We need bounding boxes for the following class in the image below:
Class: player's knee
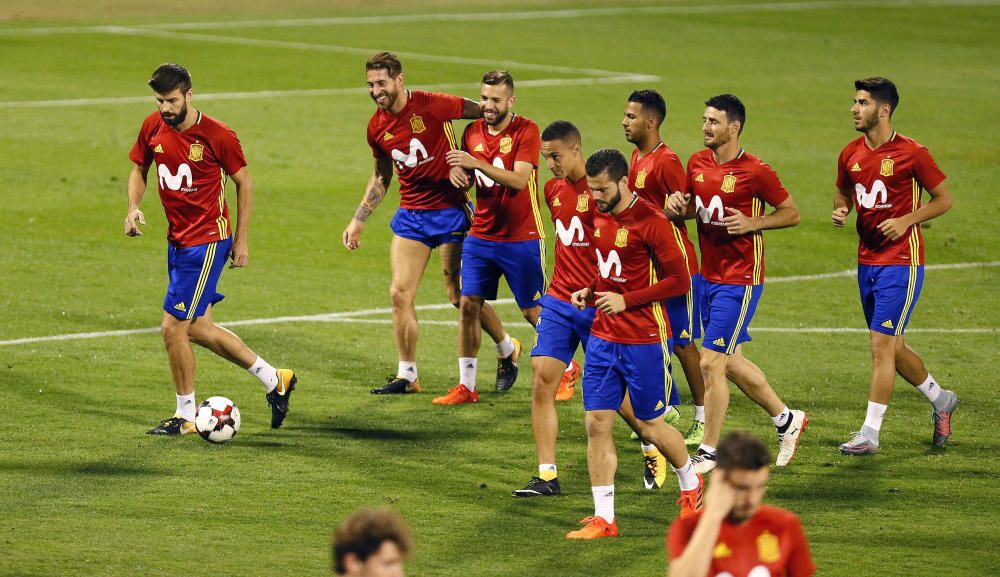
[160,317,187,345]
[389,284,414,309]
[458,296,482,319]
[699,352,724,378]
[584,412,614,437]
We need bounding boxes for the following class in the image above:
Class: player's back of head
[148,63,191,94]
[855,76,900,116]
[628,89,667,126]
[333,508,413,576]
[716,430,770,471]
[704,93,746,134]
[585,148,629,182]
[542,120,581,145]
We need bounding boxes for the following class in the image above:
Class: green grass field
[2,1,999,575]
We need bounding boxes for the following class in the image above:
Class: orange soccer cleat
[431,384,480,405]
[677,474,705,518]
[566,516,619,539]
[555,359,580,401]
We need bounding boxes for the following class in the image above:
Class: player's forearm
[233,179,253,241]
[755,204,800,231]
[833,189,852,212]
[478,162,529,191]
[670,515,726,577]
[622,273,689,308]
[126,165,147,209]
[354,170,390,223]
[906,189,952,226]
[461,98,483,120]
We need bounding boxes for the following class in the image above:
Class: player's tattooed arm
[461,97,483,120]
[354,156,394,223]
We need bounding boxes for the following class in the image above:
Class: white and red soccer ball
[195,396,241,443]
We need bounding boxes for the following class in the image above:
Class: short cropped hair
[716,431,771,471]
[482,69,515,91]
[332,508,413,574]
[541,120,581,145]
[366,52,403,77]
[855,76,900,117]
[705,93,746,134]
[585,148,629,182]
[148,63,192,94]
[628,89,667,125]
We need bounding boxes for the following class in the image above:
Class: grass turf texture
[1,1,999,575]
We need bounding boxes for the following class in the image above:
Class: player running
[125,63,296,435]
[343,52,516,396]
[566,149,703,539]
[833,77,957,455]
[623,89,707,446]
[666,94,806,474]
[433,70,544,405]
[667,431,816,577]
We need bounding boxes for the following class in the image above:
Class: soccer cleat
[146,415,196,435]
[677,474,705,518]
[555,359,580,401]
[690,448,718,474]
[642,447,668,490]
[265,369,297,429]
[566,516,618,539]
[839,431,880,455]
[632,406,681,439]
[775,409,808,466]
[432,384,480,405]
[495,337,522,391]
[371,376,421,395]
[932,390,959,447]
[512,476,562,497]
[684,420,705,447]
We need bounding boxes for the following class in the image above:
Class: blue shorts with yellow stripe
[665,272,704,346]
[859,264,924,336]
[701,281,763,355]
[460,235,546,308]
[531,294,594,365]
[390,205,471,248]
[163,238,230,321]
[581,336,675,421]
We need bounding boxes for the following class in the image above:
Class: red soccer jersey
[687,149,790,285]
[668,505,817,577]
[367,90,467,211]
[544,176,596,303]
[630,143,699,277]
[589,195,690,345]
[836,132,946,266]
[463,114,543,241]
[129,110,245,248]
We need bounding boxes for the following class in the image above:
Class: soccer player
[623,89,707,446]
[833,77,957,455]
[343,52,516,396]
[124,63,296,435]
[666,94,806,474]
[667,431,816,577]
[333,508,412,577]
[432,70,544,405]
[566,149,703,539]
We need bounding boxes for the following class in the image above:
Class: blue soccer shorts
[390,205,471,248]
[460,235,546,308]
[701,281,764,355]
[581,335,674,421]
[666,272,704,346]
[858,263,924,336]
[163,237,231,321]
[531,294,595,365]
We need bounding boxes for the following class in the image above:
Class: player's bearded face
[852,92,881,133]
[480,84,513,127]
[367,69,401,110]
[702,107,733,150]
[622,102,646,144]
[589,174,623,213]
[155,89,190,127]
[725,467,770,523]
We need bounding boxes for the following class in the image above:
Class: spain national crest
[409,115,426,134]
[880,157,894,177]
[756,531,781,563]
[499,136,513,154]
[188,143,204,162]
[721,174,737,193]
[614,227,629,248]
[576,193,590,213]
[634,169,647,189]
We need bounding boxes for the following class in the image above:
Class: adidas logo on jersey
[713,337,726,347]
[695,173,704,182]
[881,319,894,329]
[382,131,393,141]
[655,400,665,411]
[713,543,732,558]
[474,143,485,152]
[851,162,862,172]
[533,291,541,300]
[553,198,561,207]
[154,144,164,153]
[680,329,690,339]
[173,302,186,312]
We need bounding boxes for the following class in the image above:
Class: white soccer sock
[697,443,716,455]
[397,361,418,382]
[459,357,477,391]
[539,463,557,481]
[176,392,196,421]
[591,485,615,524]
[693,405,705,422]
[640,442,657,453]
[672,458,700,491]
[564,364,574,374]
[248,356,278,393]
[772,406,792,429]
[496,334,515,358]
[915,374,942,404]
[863,401,888,432]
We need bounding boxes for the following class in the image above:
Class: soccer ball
[195,396,241,443]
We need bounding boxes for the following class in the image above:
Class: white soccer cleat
[776,410,808,466]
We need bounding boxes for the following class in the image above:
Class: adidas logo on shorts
[881,320,894,329]
[713,337,725,347]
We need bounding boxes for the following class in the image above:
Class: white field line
[0,75,657,109]
[3,1,997,35]
[1,261,997,347]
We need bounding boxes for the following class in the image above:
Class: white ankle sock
[176,392,196,421]
[459,357,477,391]
[697,444,716,455]
[693,405,705,422]
[915,374,942,404]
[772,406,791,429]
[248,356,278,393]
[496,334,515,358]
[591,485,615,523]
[863,401,888,431]
[640,442,656,453]
[397,361,418,382]
[672,458,700,491]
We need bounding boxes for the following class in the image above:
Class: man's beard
[597,187,622,213]
[161,105,188,126]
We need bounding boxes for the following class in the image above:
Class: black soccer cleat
[371,376,421,395]
[266,369,297,429]
[146,415,196,435]
[495,337,522,392]
[512,476,561,497]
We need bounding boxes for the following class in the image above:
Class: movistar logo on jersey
[391,138,430,169]
[596,248,623,279]
[474,157,506,189]
[554,216,586,246]
[158,163,193,191]
[696,195,725,224]
[855,180,888,209]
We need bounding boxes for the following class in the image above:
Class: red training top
[544,175,596,303]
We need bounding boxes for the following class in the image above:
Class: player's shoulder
[197,112,236,134]
[687,148,713,168]
[756,504,802,526]
[631,195,668,223]
[543,177,564,198]
[511,114,540,136]
[655,143,683,164]
[139,111,163,132]
[840,135,867,154]
[892,132,933,156]
[739,150,780,176]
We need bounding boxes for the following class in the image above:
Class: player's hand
[877,217,909,240]
[594,291,626,315]
[570,288,593,310]
[449,166,471,190]
[446,150,479,170]
[723,207,755,235]
[124,208,145,237]
[703,469,737,522]
[343,218,364,250]
[666,192,690,217]
[229,238,249,268]
[831,206,850,227]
